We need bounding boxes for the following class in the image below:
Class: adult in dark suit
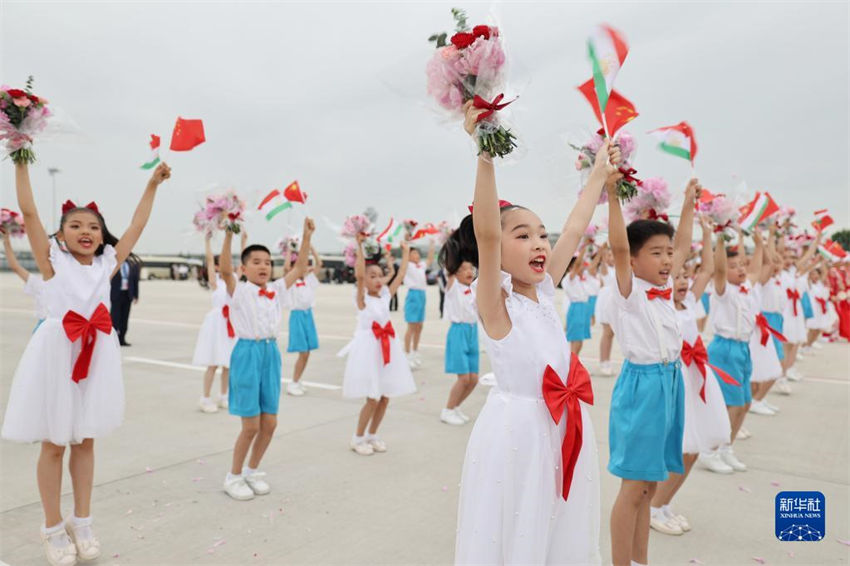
[111,256,141,346]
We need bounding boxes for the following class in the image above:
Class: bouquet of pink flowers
[623,177,671,223]
[584,223,600,240]
[343,238,381,267]
[571,131,639,203]
[403,219,419,237]
[0,77,51,165]
[775,205,796,234]
[698,193,736,239]
[340,214,372,239]
[434,220,453,246]
[426,8,517,158]
[276,235,300,262]
[0,207,25,237]
[193,190,246,236]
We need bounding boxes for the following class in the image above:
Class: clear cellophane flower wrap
[698,193,737,241]
[340,214,372,240]
[426,8,519,159]
[342,237,381,267]
[570,129,639,204]
[1,207,26,237]
[0,77,51,165]
[192,189,246,236]
[276,235,300,262]
[623,177,672,223]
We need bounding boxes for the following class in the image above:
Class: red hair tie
[61,200,100,215]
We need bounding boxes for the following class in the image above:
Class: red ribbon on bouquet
[681,336,740,403]
[62,303,113,383]
[756,313,787,347]
[618,166,642,186]
[372,321,395,366]
[472,94,516,123]
[221,305,235,338]
[542,357,594,501]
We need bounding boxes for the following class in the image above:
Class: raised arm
[713,231,728,296]
[15,162,52,278]
[671,179,699,276]
[113,162,171,270]
[284,218,316,288]
[220,229,237,296]
[607,179,633,298]
[796,230,823,273]
[354,235,367,310]
[690,216,714,298]
[204,234,217,291]
[2,230,31,281]
[548,140,621,282]
[311,245,323,271]
[381,247,396,286]
[388,240,411,297]
[570,243,588,279]
[748,229,764,284]
[586,242,603,277]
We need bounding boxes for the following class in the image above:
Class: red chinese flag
[170,117,206,151]
[283,180,307,203]
[813,214,834,232]
[578,79,638,137]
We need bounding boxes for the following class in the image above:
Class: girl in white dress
[192,234,238,413]
[454,101,622,565]
[341,235,416,455]
[650,217,732,535]
[595,242,618,376]
[1,161,171,566]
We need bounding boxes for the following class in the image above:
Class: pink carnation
[452,37,506,79]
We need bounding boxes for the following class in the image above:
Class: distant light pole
[48,167,61,229]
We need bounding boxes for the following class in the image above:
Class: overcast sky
[2,1,847,255]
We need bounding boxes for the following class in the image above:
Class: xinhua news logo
[775,491,825,542]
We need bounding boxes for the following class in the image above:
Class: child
[2,161,171,565]
[804,261,835,351]
[192,234,239,413]
[282,244,323,396]
[606,175,698,566]
[2,226,48,330]
[437,241,479,426]
[779,232,822,382]
[705,228,765,471]
[342,236,416,455]
[563,243,591,354]
[403,239,435,368]
[585,247,603,327]
[595,242,618,375]
[650,217,733,535]
[219,217,314,501]
[455,101,621,565]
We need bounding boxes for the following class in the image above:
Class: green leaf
[451,7,469,32]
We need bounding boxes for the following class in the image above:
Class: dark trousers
[389,292,398,312]
[111,291,132,344]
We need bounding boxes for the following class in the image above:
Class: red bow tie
[295,280,306,288]
[774,280,781,286]
[786,289,800,316]
[542,357,593,501]
[815,297,828,314]
[755,313,787,347]
[221,305,235,338]
[646,287,671,301]
[681,336,740,403]
[62,303,113,383]
[258,288,276,300]
[739,286,749,295]
[463,288,472,295]
[371,321,395,366]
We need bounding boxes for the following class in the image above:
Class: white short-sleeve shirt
[443,281,478,324]
[287,272,319,311]
[612,275,683,364]
[710,280,757,341]
[230,279,289,339]
[403,262,428,290]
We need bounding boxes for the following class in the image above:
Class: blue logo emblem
[775,491,825,541]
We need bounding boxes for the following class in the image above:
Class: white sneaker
[800,346,814,355]
[64,518,101,561]
[199,397,218,414]
[795,350,806,360]
[217,395,229,410]
[368,437,387,453]
[41,527,77,566]
[763,400,781,413]
[749,400,776,416]
[479,373,496,387]
[600,361,614,377]
[650,514,683,535]
[776,378,793,395]
[223,475,255,500]
[441,408,466,426]
[812,341,824,350]
[738,426,752,440]
[786,367,804,382]
[407,354,418,370]
[454,408,471,423]
[698,452,734,474]
[669,512,691,532]
[286,382,305,396]
[242,470,271,495]
[413,353,423,368]
[720,447,747,471]
[350,439,374,456]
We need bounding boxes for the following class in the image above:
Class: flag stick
[600,110,612,166]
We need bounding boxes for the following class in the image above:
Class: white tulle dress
[192,277,237,367]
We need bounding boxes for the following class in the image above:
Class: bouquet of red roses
[0,77,51,165]
[426,8,517,158]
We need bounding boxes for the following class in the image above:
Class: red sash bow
[787,289,800,316]
[542,357,594,501]
[62,303,113,383]
[372,321,395,366]
[646,287,671,301]
[816,297,828,314]
[258,288,276,300]
[680,336,740,402]
[221,305,235,338]
[472,93,516,123]
[755,313,787,347]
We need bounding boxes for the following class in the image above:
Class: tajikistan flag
[587,24,629,113]
[377,217,405,246]
[140,134,161,170]
[738,192,779,231]
[258,189,292,221]
[649,122,698,165]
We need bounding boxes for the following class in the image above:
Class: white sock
[242,466,257,476]
[201,396,211,403]
[353,434,365,444]
[71,515,93,540]
[366,433,378,441]
[226,472,241,482]
[650,506,663,518]
[42,521,70,547]
[662,504,675,518]
[631,561,647,566]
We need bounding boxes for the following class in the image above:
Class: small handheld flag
[376,217,405,247]
[648,122,697,165]
[738,192,779,231]
[283,181,307,204]
[170,117,206,151]
[577,79,638,138]
[587,24,629,115]
[140,134,161,170]
[258,189,292,221]
[812,210,834,232]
